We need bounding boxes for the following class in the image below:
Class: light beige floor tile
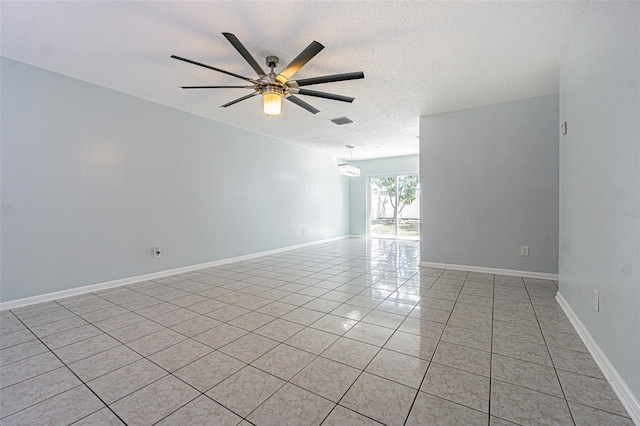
[0,314,28,335]
[69,344,142,382]
[193,323,248,349]
[256,301,297,317]
[0,339,49,365]
[134,302,180,319]
[170,315,221,337]
[187,299,228,315]
[493,320,545,345]
[281,307,326,325]
[406,391,488,425]
[1,351,64,388]
[254,318,305,341]
[557,370,629,416]
[490,380,573,425]
[366,348,429,389]
[125,328,187,357]
[107,319,164,343]
[206,305,251,322]
[321,290,356,303]
[86,358,168,404]
[247,383,334,426]
[433,341,491,377]
[39,324,103,350]
[110,375,199,426]
[291,356,360,402]
[147,339,213,372]
[398,317,445,339]
[155,395,242,426]
[174,350,246,392]
[322,405,381,425]
[331,304,372,321]
[344,322,394,346]
[304,298,342,313]
[228,311,276,331]
[93,312,146,332]
[568,401,634,426]
[285,327,339,354]
[361,310,405,329]
[440,324,492,352]
[79,306,130,324]
[491,354,563,397]
[375,301,415,316]
[548,346,605,379]
[170,294,210,308]
[321,337,381,370]
[220,333,279,363]
[492,334,553,366]
[73,407,125,425]
[341,372,416,426]
[408,306,451,324]
[252,344,316,381]
[311,314,358,336]
[0,366,80,418]
[421,363,490,413]
[29,316,89,338]
[542,328,589,353]
[1,385,104,426]
[447,313,492,333]
[384,330,438,360]
[18,309,76,328]
[153,308,199,327]
[207,366,285,417]
[280,293,315,306]
[0,329,37,350]
[490,416,520,425]
[53,333,121,364]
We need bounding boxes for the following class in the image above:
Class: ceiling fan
[171,33,364,116]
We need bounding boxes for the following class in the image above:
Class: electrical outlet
[593,290,600,312]
[520,246,529,256]
[153,247,162,258]
[302,229,307,236]
[561,121,568,135]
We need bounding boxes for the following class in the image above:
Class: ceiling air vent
[330,117,353,125]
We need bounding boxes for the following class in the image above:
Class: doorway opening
[369,174,420,240]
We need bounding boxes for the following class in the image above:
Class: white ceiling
[1,1,586,160]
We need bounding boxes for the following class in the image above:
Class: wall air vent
[330,117,353,125]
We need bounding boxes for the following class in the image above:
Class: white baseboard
[556,292,640,424]
[419,261,558,280]
[0,235,351,311]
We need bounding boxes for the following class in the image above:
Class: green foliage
[373,175,419,220]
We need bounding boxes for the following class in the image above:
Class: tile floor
[0,239,634,425]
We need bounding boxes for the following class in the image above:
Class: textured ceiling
[1,1,586,160]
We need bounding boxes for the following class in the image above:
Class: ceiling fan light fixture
[263,92,282,116]
[262,86,283,116]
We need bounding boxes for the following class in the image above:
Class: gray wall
[348,155,419,236]
[420,95,559,274]
[559,1,640,400]
[1,58,349,303]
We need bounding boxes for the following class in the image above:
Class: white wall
[0,58,349,303]
[559,0,639,401]
[420,95,559,274]
[348,155,419,236]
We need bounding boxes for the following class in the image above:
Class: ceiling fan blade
[222,33,268,78]
[297,89,354,103]
[220,92,259,108]
[171,55,256,83]
[275,41,324,84]
[291,71,365,87]
[180,86,254,89]
[286,95,320,114]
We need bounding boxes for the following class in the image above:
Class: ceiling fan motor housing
[266,55,279,69]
